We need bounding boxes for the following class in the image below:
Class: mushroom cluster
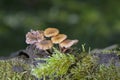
[26,28,78,53]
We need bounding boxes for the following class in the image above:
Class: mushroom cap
[35,40,53,50]
[44,28,59,37]
[37,30,45,42]
[26,30,45,44]
[51,34,67,44]
[59,39,78,48]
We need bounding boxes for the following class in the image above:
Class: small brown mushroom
[26,30,45,44]
[44,28,59,37]
[51,34,67,44]
[59,39,78,48]
[35,40,53,50]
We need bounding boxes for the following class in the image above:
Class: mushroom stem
[45,49,53,55]
[61,47,68,53]
[44,50,50,55]
[59,45,62,52]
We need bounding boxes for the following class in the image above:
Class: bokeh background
[0,0,120,56]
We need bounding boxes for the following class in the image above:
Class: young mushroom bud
[35,40,53,50]
[51,34,67,44]
[26,30,45,44]
[59,39,79,48]
[44,28,59,37]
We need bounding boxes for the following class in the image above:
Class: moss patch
[0,58,35,80]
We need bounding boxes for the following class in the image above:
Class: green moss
[0,58,35,80]
[31,48,75,79]
[31,48,120,80]
[93,64,120,80]
[0,48,120,80]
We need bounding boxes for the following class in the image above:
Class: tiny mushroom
[59,39,79,48]
[35,40,53,50]
[51,34,67,44]
[44,28,59,37]
[26,30,45,44]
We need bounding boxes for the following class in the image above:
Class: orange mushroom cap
[51,34,67,44]
[59,39,78,48]
[35,40,53,50]
[44,28,59,37]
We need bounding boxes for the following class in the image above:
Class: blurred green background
[0,0,120,56]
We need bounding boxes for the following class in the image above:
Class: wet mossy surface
[0,45,120,80]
